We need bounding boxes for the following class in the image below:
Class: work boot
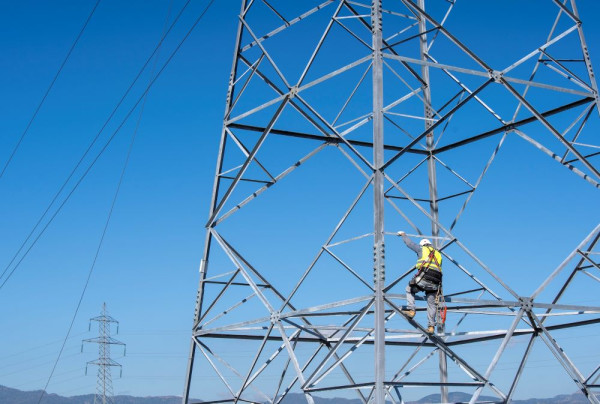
[427,326,435,334]
[401,309,415,319]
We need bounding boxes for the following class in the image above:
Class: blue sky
[1,0,600,401]
[0,0,239,397]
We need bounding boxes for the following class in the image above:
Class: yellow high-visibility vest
[417,246,442,271]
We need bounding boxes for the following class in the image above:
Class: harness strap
[416,246,442,285]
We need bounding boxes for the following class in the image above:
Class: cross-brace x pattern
[183,1,600,403]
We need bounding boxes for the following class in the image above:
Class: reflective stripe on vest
[417,246,442,271]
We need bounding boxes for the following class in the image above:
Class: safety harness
[414,245,447,326]
[415,246,442,285]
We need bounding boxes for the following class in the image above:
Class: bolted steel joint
[490,70,503,83]
[373,242,386,283]
[270,311,281,323]
[518,297,533,311]
[370,3,382,33]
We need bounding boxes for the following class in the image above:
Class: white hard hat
[419,239,432,246]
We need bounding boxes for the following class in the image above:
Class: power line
[32,0,179,397]
[0,332,87,362]
[32,3,216,402]
[0,345,80,371]
[36,0,178,390]
[13,368,83,389]
[0,0,102,179]
[0,0,206,290]
[0,0,193,285]
[0,350,81,378]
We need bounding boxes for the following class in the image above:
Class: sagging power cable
[0,0,193,284]
[0,0,216,290]
[35,1,181,401]
[0,0,102,179]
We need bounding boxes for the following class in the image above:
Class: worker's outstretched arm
[397,231,420,254]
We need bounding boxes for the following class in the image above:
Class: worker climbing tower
[83,303,126,404]
[183,1,600,403]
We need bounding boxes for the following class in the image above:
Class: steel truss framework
[83,303,126,404]
[183,1,600,403]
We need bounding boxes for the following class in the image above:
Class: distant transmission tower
[183,1,600,403]
[83,303,126,404]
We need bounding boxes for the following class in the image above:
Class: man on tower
[397,231,442,334]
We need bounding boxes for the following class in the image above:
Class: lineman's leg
[426,291,436,327]
[406,283,418,311]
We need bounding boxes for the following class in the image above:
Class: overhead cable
[0,0,213,290]
[34,1,184,402]
[0,0,102,179]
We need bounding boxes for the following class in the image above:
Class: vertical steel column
[418,2,439,241]
[570,0,600,113]
[416,0,447,401]
[371,1,386,404]
[182,1,248,402]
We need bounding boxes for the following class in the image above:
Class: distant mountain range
[1,385,597,404]
[0,385,184,404]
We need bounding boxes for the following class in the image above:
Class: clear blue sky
[1,0,600,401]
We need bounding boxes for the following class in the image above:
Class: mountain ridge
[0,385,596,404]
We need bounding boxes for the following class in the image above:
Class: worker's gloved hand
[397,231,405,236]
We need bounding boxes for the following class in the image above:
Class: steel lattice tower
[84,303,126,404]
[183,1,600,403]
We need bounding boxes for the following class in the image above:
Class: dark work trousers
[406,279,439,327]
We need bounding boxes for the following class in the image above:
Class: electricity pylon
[83,303,126,404]
[183,1,600,403]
